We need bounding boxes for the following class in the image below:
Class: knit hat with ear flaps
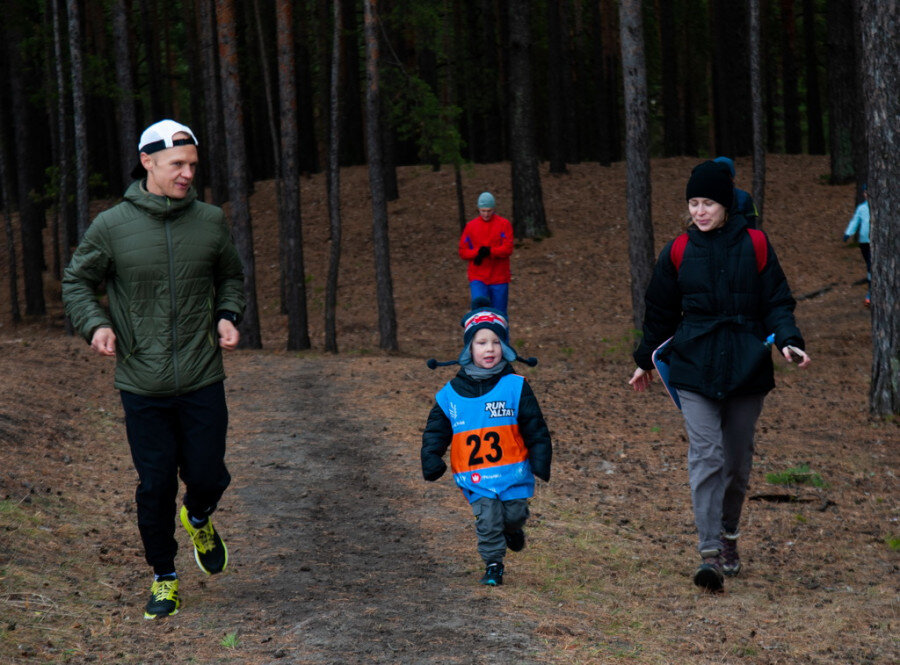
[458,297,517,365]
[685,160,734,210]
[425,298,538,369]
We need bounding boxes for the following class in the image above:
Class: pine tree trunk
[0,103,21,323]
[749,0,766,224]
[363,0,398,351]
[216,0,262,349]
[780,0,802,153]
[67,0,89,241]
[802,0,825,154]
[711,0,752,156]
[658,0,683,157]
[508,0,549,239]
[276,0,310,351]
[858,0,900,417]
[547,0,567,174]
[196,0,228,206]
[112,0,138,188]
[140,0,164,118]
[52,0,72,282]
[619,0,655,331]
[599,0,621,164]
[325,0,343,353]
[826,0,858,184]
[6,18,46,316]
[341,0,366,165]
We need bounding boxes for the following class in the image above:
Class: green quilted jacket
[62,181,245,396]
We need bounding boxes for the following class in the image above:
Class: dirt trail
[218,353,543,664]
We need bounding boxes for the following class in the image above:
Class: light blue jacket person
[843,199,870,244]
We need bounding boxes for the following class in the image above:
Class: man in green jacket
[62,120,245,620]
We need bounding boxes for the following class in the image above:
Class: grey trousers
[471,497,530,563]
[677,390,766,555]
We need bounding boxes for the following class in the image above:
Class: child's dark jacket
[421,365,551,485]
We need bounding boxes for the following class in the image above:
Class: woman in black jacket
[629,160,811,592]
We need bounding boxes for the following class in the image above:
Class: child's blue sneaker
[480,562,504,586]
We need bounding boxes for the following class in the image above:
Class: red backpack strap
[669,233,689,271]
[747,228,768,273]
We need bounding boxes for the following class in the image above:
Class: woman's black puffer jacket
[633,215,804,400]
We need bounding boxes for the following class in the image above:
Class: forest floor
[0,155,896,664]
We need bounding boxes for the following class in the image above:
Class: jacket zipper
[164,205,181,393]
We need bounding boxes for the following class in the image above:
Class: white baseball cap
[131,120,199,180]
[137,119,198,154]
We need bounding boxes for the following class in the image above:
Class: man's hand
[90,327,117,357]
[218,319,240,350]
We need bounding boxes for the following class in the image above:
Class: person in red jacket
[459,192,514,315]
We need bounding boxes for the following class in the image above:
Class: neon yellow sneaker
[180,506,228,575]
[144,577,180,619]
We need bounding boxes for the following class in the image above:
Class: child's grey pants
[677,389,766,555]
[471,497,529,563]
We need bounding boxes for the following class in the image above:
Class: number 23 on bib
[435,374,535,502]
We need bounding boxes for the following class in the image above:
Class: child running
[421,298,552,586]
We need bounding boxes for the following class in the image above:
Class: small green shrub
[765,464,826,488]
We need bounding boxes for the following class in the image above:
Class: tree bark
[657,0,683,157]
[363,0,398,351]
[858,0,899,417]
[508,0,549,239]
[67,0,89,241]
[197,0,227,205]
[341,0,366,165]
[52,0,73,285]
[780,0,802,153]
[325,0,343,353]
[802,0,825,154]
[0,103,21,323]
[112,0,138,189]
[276,0,310,351]
[547,0,567,174]
[826,0,858,184]
[711,0,752,156]
[619,0,655,331]
[5,16,46,316]
[216,0,262,349]
[749,0,766,224]
[253,0,281,181]
[140,0,164,118]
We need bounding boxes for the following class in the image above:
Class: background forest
[0,0,897,415]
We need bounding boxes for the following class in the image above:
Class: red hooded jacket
[458,214,514,284]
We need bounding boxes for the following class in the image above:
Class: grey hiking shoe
[693,550,724,592]
[721,533,742,577]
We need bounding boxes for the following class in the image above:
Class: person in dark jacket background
[629,160,810,592]
[422,298,551,586]
[63,120,245,619]
[714,156,759,229]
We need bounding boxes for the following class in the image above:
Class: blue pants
[120,381,231,575]
[469,281,509,315]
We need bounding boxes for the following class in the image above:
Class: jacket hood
[124,180,198,220]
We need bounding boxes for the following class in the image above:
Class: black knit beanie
[685,160,734,210]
